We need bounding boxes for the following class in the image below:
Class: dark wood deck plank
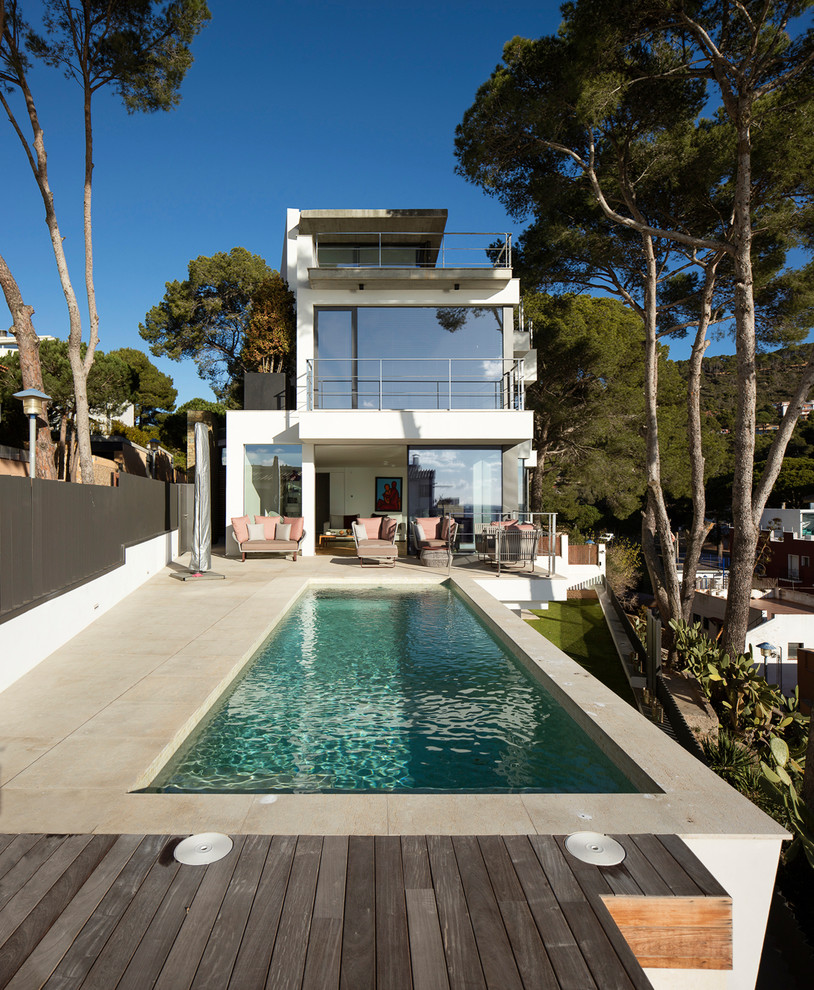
[426,834,486,990]
[339,835,375,990]
[116,845,210,990]
[264,834,322,990]
[405,889,450,990]
[78,838,183,989]
[655,836,728,897]
[375,835,412,990]
[530,836,641,990]
[0,834,94,948]
[503,835,598,990]
[550,837,654,990]
[401,837,449,990]
[190,834,272,990]
[4,835,143,990]
[0,836,19,862]
[228,834,297,990]
[608,835,673,897]
[301,835,348,990]
[629,836,702,897]
[401,836,432,891]
[451,836,523,990]
[0,835,41,885]
[0,833,729,990]
[0,835,68,912]
[43,834,167,990]
[0,835,116,990]
[152,835,247,990]
[477,836,559,990]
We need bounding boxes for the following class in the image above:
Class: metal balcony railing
[313,231,512,269]
[305,357,525,411]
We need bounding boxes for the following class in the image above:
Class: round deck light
[565,831,626,866]
[173,832,233,865]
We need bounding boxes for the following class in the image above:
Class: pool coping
[0,552,788,841]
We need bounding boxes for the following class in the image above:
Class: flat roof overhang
[307,266,513,290]
[297,408,533,444]
[297,209,448,234]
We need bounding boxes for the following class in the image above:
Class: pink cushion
[415,517,441,539]
[231,515,250,544]
[255,514,280,539]
[284,516,304,541]
[494,519,518,528]
[380,516,397,541]
[357,517,381,540]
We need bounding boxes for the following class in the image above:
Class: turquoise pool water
[148,586,637,793]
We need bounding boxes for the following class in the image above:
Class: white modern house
[225,208,537,556]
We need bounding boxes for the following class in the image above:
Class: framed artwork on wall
[375,477,402,513]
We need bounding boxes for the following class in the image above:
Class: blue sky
[0,0,769,407]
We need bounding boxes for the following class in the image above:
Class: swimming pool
[147,585,638,793]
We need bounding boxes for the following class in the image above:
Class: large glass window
[408,447,502,550]
[314,306,504,410]
[244,445,302,517]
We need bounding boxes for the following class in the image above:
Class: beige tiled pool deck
[0,551,785,842]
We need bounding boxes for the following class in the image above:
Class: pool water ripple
[149,586,637,793]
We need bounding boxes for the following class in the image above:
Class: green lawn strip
[526,601,637,706]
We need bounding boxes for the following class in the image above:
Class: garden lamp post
[756,641,777,682]
[13,387,50,479]
[148,437,160,479]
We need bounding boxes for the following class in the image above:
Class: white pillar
[301,443,315,556]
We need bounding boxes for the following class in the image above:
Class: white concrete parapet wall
[0,530,179,693]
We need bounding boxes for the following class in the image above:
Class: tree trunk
[0,28,94,483]
[0,252,57,479]
[642,496,672,626]
[722,102,759,656]
[641,233,682,635]
[57,411,68,480]
[680,260,719,621]
[76,67,100,484]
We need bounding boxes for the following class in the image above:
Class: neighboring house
[226,208,536,557]
[758,505,814,590]
[778,399,814,419]
[692,585,814,693]
[0,332,57,357]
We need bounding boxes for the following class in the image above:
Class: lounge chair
[352,517,398,567]
[411,516,458,553]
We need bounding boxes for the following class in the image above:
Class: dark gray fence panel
[0,476,191,622]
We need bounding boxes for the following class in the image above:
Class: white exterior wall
[0,530,179,693]
[225,411,305,555]
[678,835,782,990]
[284,208,521,412]
[693,590,813,692]
[759,506,814,537]
[297,408,533,443]
[226,210,533,554]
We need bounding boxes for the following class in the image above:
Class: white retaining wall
[0,530,179,693]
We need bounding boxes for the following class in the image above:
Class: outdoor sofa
[352,516,398,567]
[231,514,306,562]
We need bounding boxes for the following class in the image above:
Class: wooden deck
[0,833,731,989]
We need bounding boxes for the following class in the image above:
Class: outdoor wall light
[756,641,777,680]
[13,387,51,479]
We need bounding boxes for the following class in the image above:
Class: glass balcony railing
[304,357,525,411]
[313,231,512,269]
